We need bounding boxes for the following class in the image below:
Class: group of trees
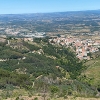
[0,68,32,89]
[0,44,23,59]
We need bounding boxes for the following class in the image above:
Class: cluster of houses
[49,36,100,60]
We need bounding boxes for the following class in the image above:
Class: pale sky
[0,0,100,14]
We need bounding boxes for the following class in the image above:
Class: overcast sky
[0,0,100,14]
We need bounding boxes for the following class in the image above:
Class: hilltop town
[49,35,100,60]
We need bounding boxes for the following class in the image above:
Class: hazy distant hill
[0,10,100,36]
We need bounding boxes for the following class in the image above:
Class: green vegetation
[0,37,99,99]
[0,68,32,89]
[80,57,100,88]
[0,38,85,78]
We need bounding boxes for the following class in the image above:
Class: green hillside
[0,37,99,99]
[81,57,100,89]
[0,38,84,78]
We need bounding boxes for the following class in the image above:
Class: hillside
[0,37,99,99]
[0,37,84,78]
[81,57,100,90]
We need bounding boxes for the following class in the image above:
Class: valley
[0,10,100,100]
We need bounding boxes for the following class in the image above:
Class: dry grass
[5,96,100,100]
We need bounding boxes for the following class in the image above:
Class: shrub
[34,97,38,100]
